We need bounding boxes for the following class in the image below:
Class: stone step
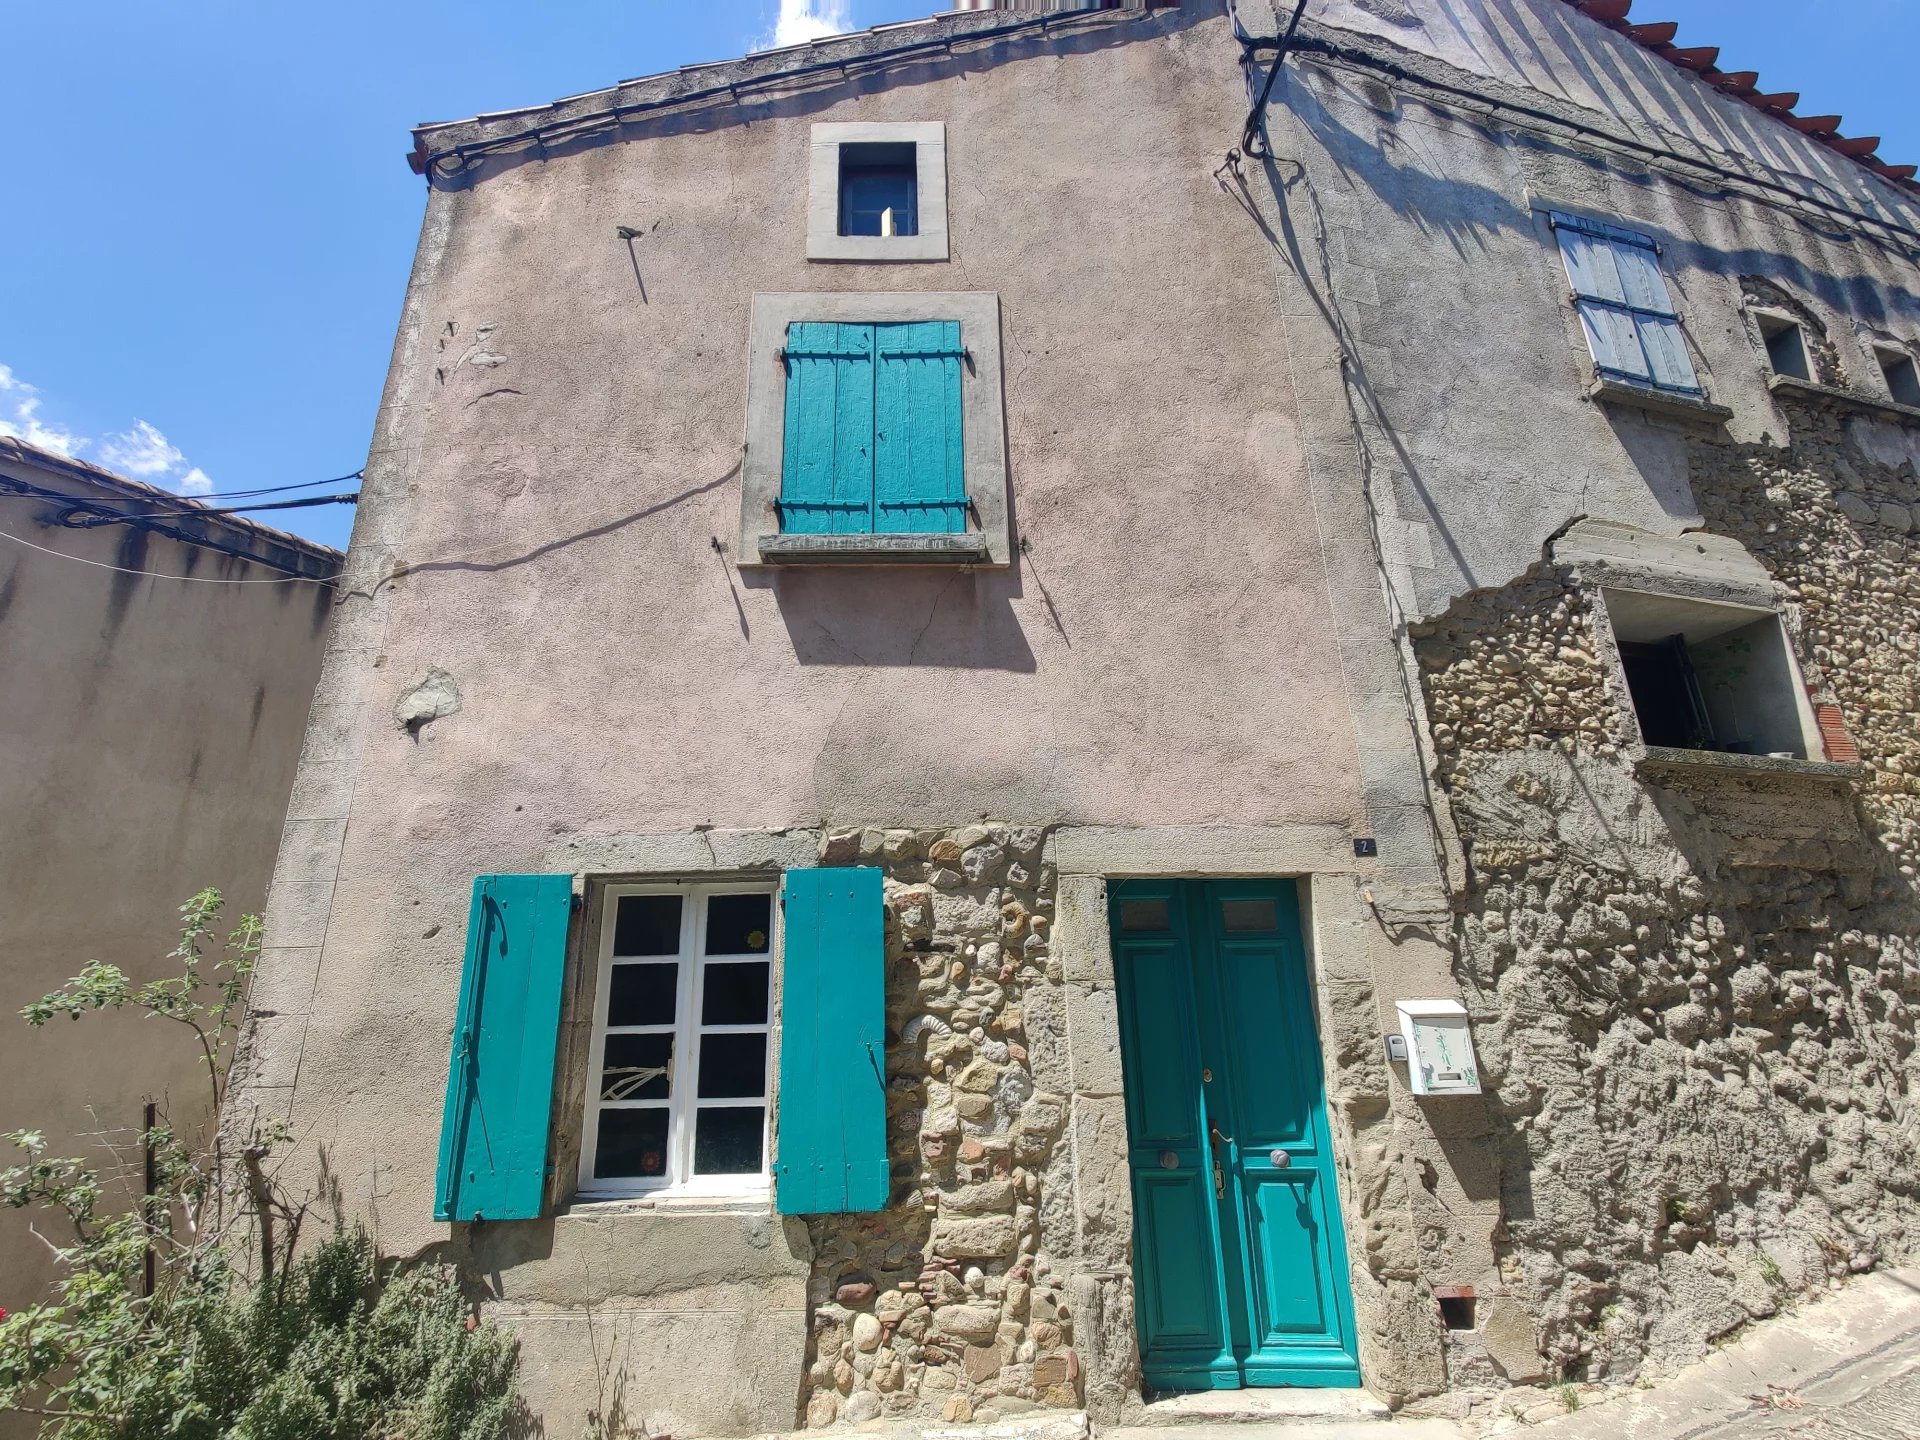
[1128,1390,1394,1427]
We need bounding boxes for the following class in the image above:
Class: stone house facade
[228,0,1920,1434]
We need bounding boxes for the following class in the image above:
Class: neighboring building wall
[230,4,1491,1434]
[1255,0,1920,1392]
[0,442,336,1347]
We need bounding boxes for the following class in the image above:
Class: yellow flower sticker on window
[748,930,768,950]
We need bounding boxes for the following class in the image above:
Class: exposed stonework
[1407,402,1920,1390]
[799,825,1084,1428]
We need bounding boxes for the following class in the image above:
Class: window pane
[614,894,682,956]
[602,1033,673,1101]
[607,962,677,1027]
[694,1106,765,1176]
[698,1033,768,1099]
[702,961,770,1025]
[1120,898,1170,931]
[594,1107,669,1181]
[1221,899,1279,933]
[706,893,772,955]
[839,143,918,237]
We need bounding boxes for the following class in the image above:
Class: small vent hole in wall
[1879,349,1920,407]
[1437,1293,1476,1331]
[1760,315,1811,381]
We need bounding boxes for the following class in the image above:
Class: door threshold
[1135,1389,1391,1426]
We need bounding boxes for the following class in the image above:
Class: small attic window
[839,143,918,238]
[807,122,947,262]
[1604,589,1816,759]
[1877,348,1920,407]
[1758,313,1811,381]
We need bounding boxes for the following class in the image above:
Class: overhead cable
[0,527,339,585]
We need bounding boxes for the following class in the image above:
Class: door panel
[1113,880,1361,1392]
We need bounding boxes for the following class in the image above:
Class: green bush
[0,891,521,1438]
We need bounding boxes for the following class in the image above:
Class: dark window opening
[1437,1294,1477,1331]
[1619,636,1715,750]
[1879,350,1920,407]
[1608,590,1811,760]
[839,143,918,238]
[1760,316,1811,381]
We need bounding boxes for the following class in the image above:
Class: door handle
[1208,1123,1233,1198]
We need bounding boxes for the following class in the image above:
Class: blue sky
[3,0,1916,552]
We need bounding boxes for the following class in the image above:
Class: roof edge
[0,436,345,576]
[406,5,1156,178]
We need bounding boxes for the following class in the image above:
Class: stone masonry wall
[1408,402,1920,1387]
[799,824,1086,1428]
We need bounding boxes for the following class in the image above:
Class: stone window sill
[1588,378,1734,425]
[753,533,990,566]
[1637,745,1861,784]
[1767,373,1920,427]
[561,1189,773,1219]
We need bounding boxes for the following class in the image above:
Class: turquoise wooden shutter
[434,874,573,1222]
[774,867,888,1215]
[874,321,967,533]
[781,322,876,534]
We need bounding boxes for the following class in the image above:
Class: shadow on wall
[1283,55,1920,324]
[420,3,1214,191]
[749,565,1037,671]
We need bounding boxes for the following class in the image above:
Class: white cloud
[771,0,852,46]
[100,419,187,479]
[0,364,212,494]
[0,395,86,458]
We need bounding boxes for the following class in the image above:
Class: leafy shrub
[0,890,521,1438]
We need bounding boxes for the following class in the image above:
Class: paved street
[1499,1268,1920,1440]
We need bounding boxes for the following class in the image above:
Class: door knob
[1270,1150,1292,1168]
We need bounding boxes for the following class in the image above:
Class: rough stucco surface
[0,456,332,1425]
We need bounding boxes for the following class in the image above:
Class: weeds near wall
[0,888,523,1438]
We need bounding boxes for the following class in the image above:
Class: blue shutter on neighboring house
[434,874,573,1222]
[780,321,966,535]
[1550,211,1702,395]
[774,867,888,1215]
[781,322,877,534]
[875,321,968,533]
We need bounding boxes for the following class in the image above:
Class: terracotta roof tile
[1558,0,1916,196]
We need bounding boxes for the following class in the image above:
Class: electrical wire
[0,476,341,577]
[0,526,339,584]
[0,488,358,523]
[162,469,364,502]
[1242,0,1311,159]
[62,492,358,524]
[414,5,1145,180]
[1254,28,1920,257]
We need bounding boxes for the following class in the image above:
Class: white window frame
[578,881,780,1200]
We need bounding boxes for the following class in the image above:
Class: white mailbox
[1395,999,1482,1096]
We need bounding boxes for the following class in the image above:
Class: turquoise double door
[1111,880,1361,1391]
